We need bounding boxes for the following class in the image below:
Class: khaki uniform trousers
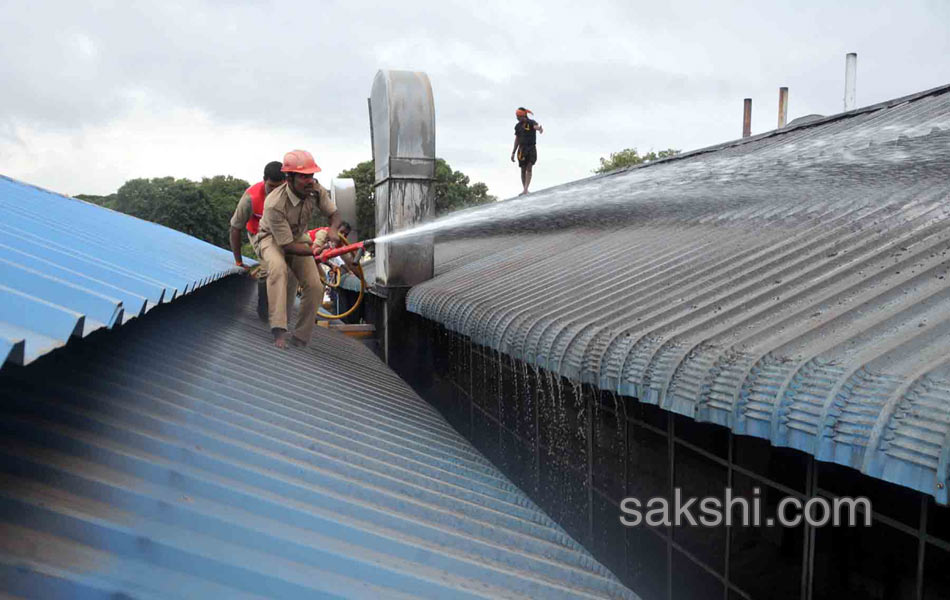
[259,233,323,344]
[251,232,297,320]
[249,232,264,274]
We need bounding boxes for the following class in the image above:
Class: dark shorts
[518,145,537,168]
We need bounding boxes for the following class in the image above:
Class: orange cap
[280,149,322,174]
[515,108,533,118]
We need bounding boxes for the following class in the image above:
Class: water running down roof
[407,84,950,504]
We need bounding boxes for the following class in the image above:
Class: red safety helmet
[280,149,322,174]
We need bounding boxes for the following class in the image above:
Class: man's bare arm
[230,227,246,265]
[228,193,253,265]
[511,135,520,161]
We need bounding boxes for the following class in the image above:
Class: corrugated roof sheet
[0,276,635,599]
[407,84,950,504]
[1,175,243,367]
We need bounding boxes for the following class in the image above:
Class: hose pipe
[315,233,368,321]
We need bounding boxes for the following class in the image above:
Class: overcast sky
[1,0,948,201]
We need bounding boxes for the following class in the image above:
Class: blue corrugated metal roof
[408,84,950,504]
[0,277,635,599]
[1,175,243,367]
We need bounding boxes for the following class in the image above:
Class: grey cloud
[0,1,517,136]
[2,0,948,198]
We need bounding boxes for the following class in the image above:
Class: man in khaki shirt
[257,149,344,348]
[228,160,294,321]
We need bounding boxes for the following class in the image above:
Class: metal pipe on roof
[777,87,789,129]
[844,52,857,111]
[742,98,752,137]
[370,70,436,287]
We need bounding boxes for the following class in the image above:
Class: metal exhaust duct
[777,87,789,128]
[742,98,752,137]
[330,178,358,242]
[844,52,857,111]
[369,70,436,287]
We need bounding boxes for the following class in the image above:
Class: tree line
[76,175,248,250]
[593,148,681,173]
[339,158,495,240]
[76,158,496,253]
[75,149,680,254]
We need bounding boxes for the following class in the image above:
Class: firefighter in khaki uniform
[228,160,295,321]
[257,149,344,348]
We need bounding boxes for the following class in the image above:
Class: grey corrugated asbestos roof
[0,277,635,599]
[407,84,950,504]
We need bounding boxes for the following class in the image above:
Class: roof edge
[509,82,950,200]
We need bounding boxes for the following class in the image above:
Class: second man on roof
[511,107,543,195]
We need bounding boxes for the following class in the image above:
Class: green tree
[75,193,116,209]
[339,158,496,240]
[79,176,252,251]
[112,177,222,245]
[433,159,495,215]
[82,176,245,251]
[594,148,681,174]
[198,175,251,247]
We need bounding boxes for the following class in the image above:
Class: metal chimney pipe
[370,70,435,288]
[369,70,436,366]
[777,87,788,128]
[742,98,752,137]
[844,53,857,111]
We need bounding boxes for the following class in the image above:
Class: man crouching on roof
[256,149,344,348]
[228,160,296,322]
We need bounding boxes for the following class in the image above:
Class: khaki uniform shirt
[258,181,336,247]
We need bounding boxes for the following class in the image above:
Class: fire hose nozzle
[353,239,374,263]
[315,238,376,264]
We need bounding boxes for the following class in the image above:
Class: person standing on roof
[229,161,294,321]
[307,221,353,256]
[307,221,351,252]
[308,221,354,269]
[257,149,344,348]
[511,107,543,195]
[308,221,355,293]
